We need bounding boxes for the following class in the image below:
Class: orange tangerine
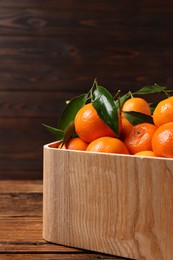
[124,123,157,154]
[135,151,157,157]
[121,97,151,138]
[86,136,129,154]
[74,103,117,143]
[59,137,88,151]
[152,122,173,158]
[153,96,173,127]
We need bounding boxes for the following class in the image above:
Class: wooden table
[0,180,129,260]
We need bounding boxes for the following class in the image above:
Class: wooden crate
[43,141,173,259]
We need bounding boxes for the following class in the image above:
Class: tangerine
[59,137,88,151]
[122,97,151,115]
[121,97,151,138]
[153,96,173,127]
[86,136,129,154]
[135,150,157,157]
[121,116,134,139]
[74,103,118,143]
[124,123,157,154]
[152,122,173,158]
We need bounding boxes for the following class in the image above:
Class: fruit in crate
[43,80,173,158]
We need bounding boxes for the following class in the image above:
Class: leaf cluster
[43,81,173,144]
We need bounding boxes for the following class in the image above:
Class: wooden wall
[1,0,173,179]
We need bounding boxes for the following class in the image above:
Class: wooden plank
[0,36,172,64]
[0,6,172,36]
[0,193,42,217]
[0,180,43,216]
[0,60,172,92]
[0,0,172,9]
[0,118,56,149]
[0,217,82,253]
[0,1,67,7]
[0,180,42,192]
[0,254,123,259]
[0,117,55,173]
[0,170,43,180]
[0,91,78,118]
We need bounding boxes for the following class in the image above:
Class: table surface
[0,179,130,260]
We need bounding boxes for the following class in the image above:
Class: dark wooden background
[1,0,173,179]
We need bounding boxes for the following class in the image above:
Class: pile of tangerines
[44,81,173,158]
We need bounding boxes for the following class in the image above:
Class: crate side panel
[43,146,173,259]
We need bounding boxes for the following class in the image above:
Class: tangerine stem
[129,91,134,98]
[89,79,97,101]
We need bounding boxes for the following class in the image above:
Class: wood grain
[0,91,79,117]
[43,144,173,259]
[0,180,42,216]
[0,35,172,92]
[0,180,43,192]
[0,0,172,8]
[0,179,126,259]
[0,117,55,176]
[0,254,121,260]
[0,6,172,36]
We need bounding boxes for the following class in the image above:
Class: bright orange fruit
[59,137,88,151]
[121,97,151,138]
[152,122,173,158]
[153,96,173,127]
[124,123,157,154]
[122,97,151,115]
[135,150,157,157]
[86,136,129,154]
[121,116,134,139]
[74,103,117,143]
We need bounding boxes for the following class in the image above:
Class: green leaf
[134,84,167,95]
[58,93,88,130]
[63,121,76,144]
[124,111,154,125]
[92,85,119,136]
[115,91,131,109]
[42,124,64,141]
